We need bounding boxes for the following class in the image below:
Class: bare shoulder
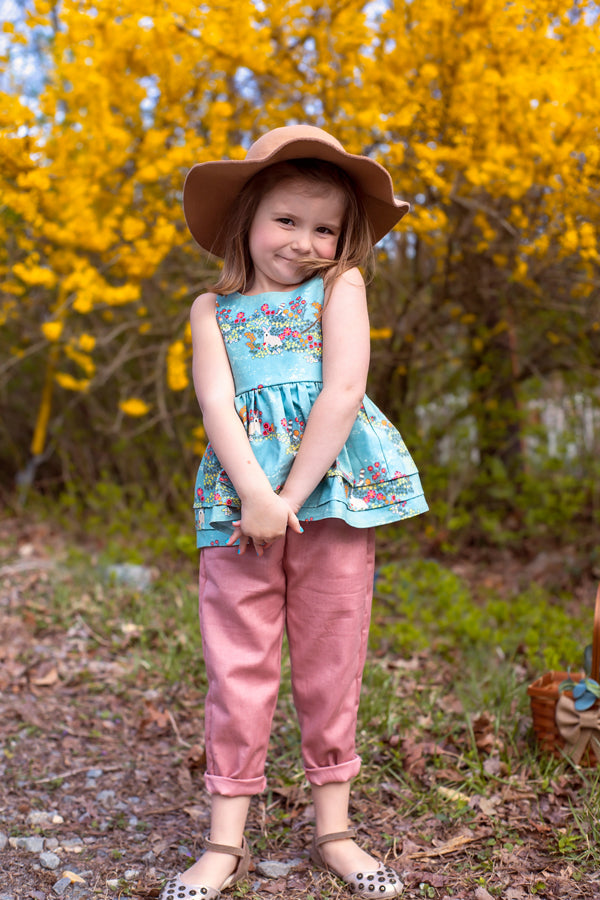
[190,290,218,319]
[337,266,365,289]
[190,291,232,394]
[326,267,367,310]
[190,291,219,336]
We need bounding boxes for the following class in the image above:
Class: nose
[290,229,312,253]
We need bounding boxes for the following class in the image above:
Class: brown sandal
[310,829,403,898]
[159,837,250,900]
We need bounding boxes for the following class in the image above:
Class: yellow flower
[192,424,207,456]
[55,372,90,391]
[72,292,95,314]
[78,333,96,352]
[65,346,95,376]
[370,327,392,340]
[562,230,579,254]
[41,321,63,341]
[122,216,146,242]
[120,398,150,417]
[13,262,57,288]
[105,283,141,306]
[167,340,189,391]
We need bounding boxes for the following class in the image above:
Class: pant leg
[199,540,286,796]
[283,520,376,786]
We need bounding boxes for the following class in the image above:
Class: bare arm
[278,267,371,512]
[191,292,301,551]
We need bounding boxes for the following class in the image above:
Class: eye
[277,217,294,226]
[316,226,336,235]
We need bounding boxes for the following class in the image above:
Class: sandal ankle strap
[314,828,356,847]
[204,837,246,857]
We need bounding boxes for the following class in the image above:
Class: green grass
[371,558,591,671]
[5,515,600,888]
[43,558,208,687]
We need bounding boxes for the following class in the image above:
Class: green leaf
[584,677,600,698]
[584,643,593,677]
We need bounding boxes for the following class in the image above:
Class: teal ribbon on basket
[555,693,600,765]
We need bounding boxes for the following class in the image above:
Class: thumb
[287,511,304,534]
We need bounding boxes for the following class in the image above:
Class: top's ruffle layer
[193,277,427,548]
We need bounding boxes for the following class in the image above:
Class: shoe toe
[346,866,404,897]
[159,874,221,900]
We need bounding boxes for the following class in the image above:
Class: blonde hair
[212,160,375,296]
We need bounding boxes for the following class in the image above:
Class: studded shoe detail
[310,829,404,898]
[159,874,220,899]
[158,837,250,900]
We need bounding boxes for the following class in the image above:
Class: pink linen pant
[198,519,376,796]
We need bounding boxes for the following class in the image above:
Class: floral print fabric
[194,277,427,547]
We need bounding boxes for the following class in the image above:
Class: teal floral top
[194,276,427,547]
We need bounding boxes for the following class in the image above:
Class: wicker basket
[527,583,600,766]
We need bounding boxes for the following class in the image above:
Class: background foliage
[1,0,599,554]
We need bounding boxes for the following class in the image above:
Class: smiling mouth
[276,257,302,267]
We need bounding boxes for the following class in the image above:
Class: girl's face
[246,178,346,294]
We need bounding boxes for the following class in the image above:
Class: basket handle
[593,582,600,682]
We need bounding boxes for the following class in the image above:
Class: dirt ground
[1,517,599,900]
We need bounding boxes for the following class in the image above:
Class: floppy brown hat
[183,124,410,257]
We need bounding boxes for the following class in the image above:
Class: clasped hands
[227,490,303,556]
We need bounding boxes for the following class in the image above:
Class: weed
[45,562,209,687]
[555,768,600,868]
[370,559,589,671]
[36,478,197,567]
[109,813,129,830]
[44,778,64,792]
[6,515,600,892]
[418,884,436,898]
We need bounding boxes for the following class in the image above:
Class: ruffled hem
[194,472,428,548]
[193,277,428,547]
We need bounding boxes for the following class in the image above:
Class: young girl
[161,125,427,900]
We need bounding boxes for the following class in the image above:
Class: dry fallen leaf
[28,660,59,687]
[138,700,171,732]
[474,887,495,900]
[408,832,482,859]
[436,785,470,804]
[61,871,86,884]
[185,743,206,770]
[475,795,501,818]
[183,805,206,822]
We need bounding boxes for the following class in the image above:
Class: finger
[288,512,304,534]
[226,525,243,547]
[253,538,269,557]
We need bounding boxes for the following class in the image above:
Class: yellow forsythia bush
[0,0,598,499]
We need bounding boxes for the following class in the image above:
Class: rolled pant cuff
[204,773,266,796]
[304,755,361,786]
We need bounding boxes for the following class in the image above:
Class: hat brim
[183,137,410,257]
